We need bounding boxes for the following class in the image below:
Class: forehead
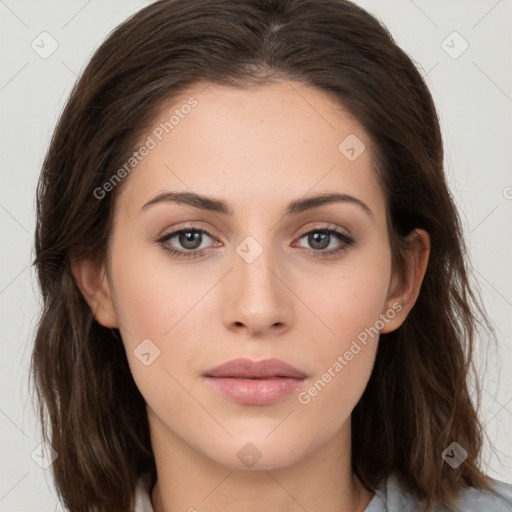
[115,81,385,221]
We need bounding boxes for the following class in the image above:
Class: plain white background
[0,0,511,510]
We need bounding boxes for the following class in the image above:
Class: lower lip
[204,376,305,405]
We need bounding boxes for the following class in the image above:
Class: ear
[380,229,430,334]
[71,257,118,328]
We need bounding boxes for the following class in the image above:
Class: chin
[198,433,315,472]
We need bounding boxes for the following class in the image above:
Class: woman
[31,0,512,511]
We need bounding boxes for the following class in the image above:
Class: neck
[148,407,374,512]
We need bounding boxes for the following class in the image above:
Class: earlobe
[380,229,430,334]
[70,257,119,328]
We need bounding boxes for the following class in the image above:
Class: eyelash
[157,225,356,259]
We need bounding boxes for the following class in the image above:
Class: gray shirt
[134,473,512,511]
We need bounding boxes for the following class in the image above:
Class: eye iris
[309,232,330,250]
[179,231,202,250]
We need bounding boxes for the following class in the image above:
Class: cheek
[108,250,200,413]
[292,249,391,414]
[299,249,391,344]
[108,240,216,390]
[110,242,208,341]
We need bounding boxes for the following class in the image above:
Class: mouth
[203,358,307,405]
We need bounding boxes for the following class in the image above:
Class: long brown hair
[31,0,495,510]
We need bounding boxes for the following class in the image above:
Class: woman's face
[91,81,415,469]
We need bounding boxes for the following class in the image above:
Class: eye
[157,227,218,258]
[157,224,355,260]
[295,226,355,257]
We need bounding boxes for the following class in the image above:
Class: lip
[203,358,307,405]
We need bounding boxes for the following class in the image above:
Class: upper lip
[203,358,307,379]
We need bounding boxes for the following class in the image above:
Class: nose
[221,239,293,337]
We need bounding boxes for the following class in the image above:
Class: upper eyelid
[160,223,349,237]
[159,225,353,247]
[159,226,215,240]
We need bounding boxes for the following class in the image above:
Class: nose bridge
[222,233,292,334]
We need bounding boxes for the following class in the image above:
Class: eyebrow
[140,191,373,218]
